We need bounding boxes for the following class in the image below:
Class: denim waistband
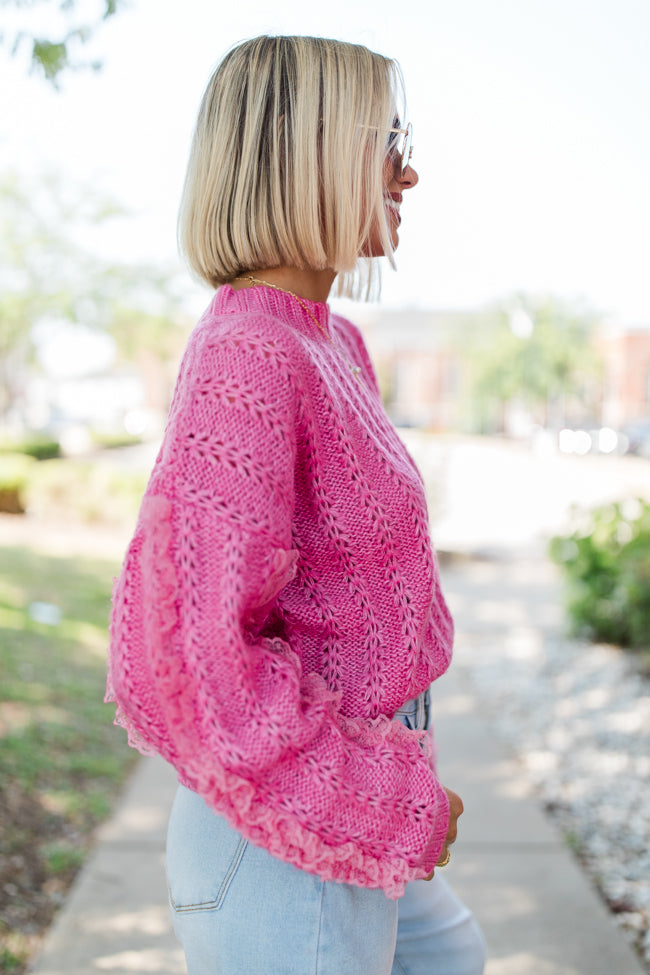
[393,689,430,731]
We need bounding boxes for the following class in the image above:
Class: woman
[106,34,486,975]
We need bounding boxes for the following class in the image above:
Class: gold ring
[437,848,451,867]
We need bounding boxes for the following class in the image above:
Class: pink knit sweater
[106,284,454,899]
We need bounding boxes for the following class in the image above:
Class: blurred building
[598,324,650,428]
[353,306,650,435]
[354,307,481,430]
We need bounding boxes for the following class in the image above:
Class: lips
[386,193,402,226]
[387,202,401,226]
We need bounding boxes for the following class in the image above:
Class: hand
[423,786,463,881]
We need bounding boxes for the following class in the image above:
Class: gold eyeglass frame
[387,122,413,177]
[359,121,413,177]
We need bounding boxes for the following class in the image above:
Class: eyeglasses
[358,121,414,177]
[386,122,413,177]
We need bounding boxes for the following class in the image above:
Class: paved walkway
[30,554,646,975]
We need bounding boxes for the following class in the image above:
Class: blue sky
[2,0,649,323]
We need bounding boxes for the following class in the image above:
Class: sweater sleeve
[106,319,449,899]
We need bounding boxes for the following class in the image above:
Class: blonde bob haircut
[178,35,405,301]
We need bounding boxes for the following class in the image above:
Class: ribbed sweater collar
[214,284,332,338]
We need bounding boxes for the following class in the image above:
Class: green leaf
[31,38,68,81]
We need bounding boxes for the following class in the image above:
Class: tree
[459,293,603,434]
[0,0,124,84]
[0,170,188,424]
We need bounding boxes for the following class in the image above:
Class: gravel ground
[444,557,650,970]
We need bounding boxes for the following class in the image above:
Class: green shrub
[549,499,650,652]
[1,452,147,523]
[0,436,61,460]
[26,459,147,524]
[90,431,143,450]
[0,454,36,513]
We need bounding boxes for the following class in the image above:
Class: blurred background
[1,1,649,973]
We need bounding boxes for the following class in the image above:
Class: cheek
[382,156,394,189]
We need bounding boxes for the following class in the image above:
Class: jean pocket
[167,787,249,914]
[168,833,248,914]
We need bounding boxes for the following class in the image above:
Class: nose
[398,163,418,189]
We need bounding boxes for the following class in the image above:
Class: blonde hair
[178,35,405,300]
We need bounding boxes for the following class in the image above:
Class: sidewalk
[30,554,646,975]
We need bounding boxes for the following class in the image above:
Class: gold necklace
[235,274,363,382]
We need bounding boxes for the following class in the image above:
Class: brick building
[598,325,650,428]
[352,307,479,430]
[351,305,650,434]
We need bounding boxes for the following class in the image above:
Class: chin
[361,233,399,258]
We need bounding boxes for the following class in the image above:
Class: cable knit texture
[106,284,454,899]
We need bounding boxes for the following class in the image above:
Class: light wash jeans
[166,693,487,974]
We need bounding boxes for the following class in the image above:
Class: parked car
[620,417,650,458]
[556,421,624,456]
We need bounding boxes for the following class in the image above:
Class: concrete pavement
[30,554,646,975]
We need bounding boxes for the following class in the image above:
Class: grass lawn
[0,543,137,974]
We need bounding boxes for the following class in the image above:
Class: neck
[231,266,337,304]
